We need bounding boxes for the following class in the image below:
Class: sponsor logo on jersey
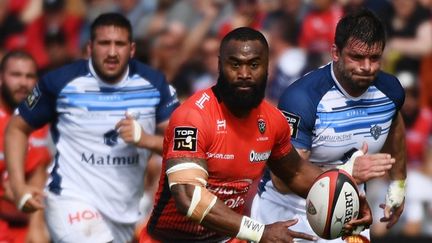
[173,127,197,151]
[216,119,226,131]
[282,111,300,138]
[257,118,266,134]
[370,125,382,140]
[318,134,352,142]
[206,152,234,160]
[81,153,139,166]
[103,129,119,146]
[207,179,252,209]
[249,150,271,163]
[25,85,41,109]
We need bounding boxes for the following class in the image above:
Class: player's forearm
[268,150,322,198]
[384,113,407,180]
[172,184,262,241]
[200,201,244,236]
[5,116,32,193]
[137,133,163,155]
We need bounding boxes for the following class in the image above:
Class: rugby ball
[306,169,360,240]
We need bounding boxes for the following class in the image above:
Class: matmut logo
[249,150,271,163]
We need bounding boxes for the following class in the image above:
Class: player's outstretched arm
[5,115,44,213]
[267,148,322,198]
[380,112,407,228]
[168,157,317,242]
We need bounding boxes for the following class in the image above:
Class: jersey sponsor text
[81,153,139,166]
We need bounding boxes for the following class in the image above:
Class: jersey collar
[330,62,367,101]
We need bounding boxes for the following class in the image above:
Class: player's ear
[130,42,136,58]
[331,44,340,62]
[86,41,92,58]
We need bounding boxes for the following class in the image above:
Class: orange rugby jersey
[146,87,292,242]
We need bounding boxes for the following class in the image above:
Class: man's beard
[216,71,267,111]
[1,85,20,109]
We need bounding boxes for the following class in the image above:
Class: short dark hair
[335,8,386,50]
[219,27,269,57]
[90,13,133,42]
[0,50,36,72]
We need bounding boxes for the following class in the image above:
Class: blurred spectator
[380,0,432,74]
[79,0,116,49]
[39,29,74,75]
[263,0,309,29]
[418,0,432,110]
[149,0,221,100]
[191,35,220,93]
[265,14,307,104]
[218,0,265,38]
[397,71,432,237]
[0,0,26,50]
[113,0,156,40]
[299,0,343,70]
[23,0,83,69]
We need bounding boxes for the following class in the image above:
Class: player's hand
[260,219,318,243]
[14,185,45,213]
[352,143,395,184]
[115,113,144,145]
[342,194,372,236]
[379,199,404,229]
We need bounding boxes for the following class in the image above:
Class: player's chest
[206,117,273,180]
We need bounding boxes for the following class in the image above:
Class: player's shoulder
[260,99,284,116]
[41,59,89,93]
[279,64,334,106]
[374,71,404,93]
[171,88,213,114]
[128,59,166,85]
[374,71,405,108]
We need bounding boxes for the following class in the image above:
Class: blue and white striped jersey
[278,63,404,165]
[18,59,179,223]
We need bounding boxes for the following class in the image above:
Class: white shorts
[45,192,135,243]
[251,181,369,243]
[405,170,432,222]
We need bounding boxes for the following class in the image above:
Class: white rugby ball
[306,169,360,239]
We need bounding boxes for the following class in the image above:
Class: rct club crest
[370,125,382,140]
[258,118,266,134]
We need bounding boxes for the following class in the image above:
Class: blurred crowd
[1,0,432,242]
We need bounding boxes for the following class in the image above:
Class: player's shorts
[140,226,247,243]
[45,191,134,243]
[251,181,369,243]
[405,170,432,222]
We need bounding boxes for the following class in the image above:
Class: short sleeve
[278,86,317,150]
[164,106,209,160]
[155,78,180,124]
[18,77,57,129]
[269,110,292,160]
